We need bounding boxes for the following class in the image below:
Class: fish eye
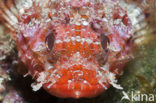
[100,33,110,50]
[45,32,55,51]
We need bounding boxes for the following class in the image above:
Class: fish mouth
[43,64,110,98]
[43,81,108,98]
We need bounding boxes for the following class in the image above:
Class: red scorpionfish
[0,0,134,98]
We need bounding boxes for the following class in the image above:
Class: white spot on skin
[81,38,85,44]
[19,8,24,14]
[75,22,81,26]
[82,21,89,26]
[68,80,72,83]
[65,0,70,2]
[55,40,63,44]
[75,36,81,42]
[45,19,51,23]
[23,0,33,9]
[75,91,81,97]
[94,42,100,45]
[52,9,56,14]
[86,39,93,44]
[76,36,80,39]
[64,38,70,42]
[102,18,108,22]
[65,31,70,34]
[72,52,82,62]
[114,19,122,25]
[83,80,91,87]
[71,28,75,31]
[0,78,4,85]
[68,80,72,89]
[71,37,76,41]
[82,29,86,31]
[83,80,87,84]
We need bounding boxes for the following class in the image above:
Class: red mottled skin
[0,0,133,98]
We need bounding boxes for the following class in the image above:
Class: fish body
[0,0,133,98]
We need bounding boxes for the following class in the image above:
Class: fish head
[16,0,133,98]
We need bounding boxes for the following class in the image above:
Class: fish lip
[43,81,109,98]
[43,62,111,98]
